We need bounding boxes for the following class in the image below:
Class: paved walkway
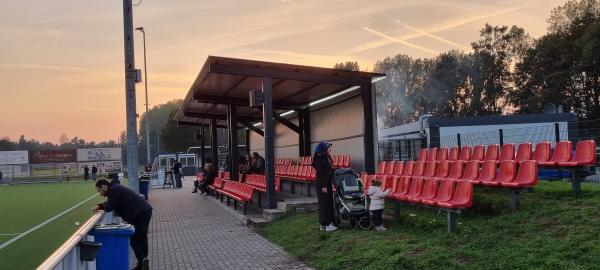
[145,178,310,270]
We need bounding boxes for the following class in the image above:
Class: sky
[0,0,567,143]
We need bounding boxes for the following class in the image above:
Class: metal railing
[37,211,122,270]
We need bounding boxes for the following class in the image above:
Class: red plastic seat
[482,144,500,163]
[377,161,387,175]
[389,176,411,200]
[532,141,551,164]
[421,179,454,206]
[418,149,429,162]
[412,161,426,176]
[407,179,438,203]
[396,177,423,201]
[500,160,538,188]
[558,140,597,166]
[472,161,496,185]
[481,161,516,186]
[392,161,404,175]
[401,161,414,176]
[539,141,572,166]
[433,160,450,179]
[448,147,460,161]
[383,176,397,191]
[427,148,438,162]
[342,155,351,167]
[514,143,531,163]
[384,161,396,175]
[445,161,464,181]
[470,145,485,161]
[437,148,449,162]
[460,161,479,182]
[420,162,437,180]
[436,181,473,209]
[459,146,472,161]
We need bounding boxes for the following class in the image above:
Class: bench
[276,165,316,196]
[216,180,254,214]
[244,174,281,207]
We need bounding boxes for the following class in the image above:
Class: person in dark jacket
[172,161,182,188]
[248,152,265,174]
[312,142,337,232]
[93,179,152,270]
[199,163,216,195]
[91,165,98,180]
[83,165,89,180]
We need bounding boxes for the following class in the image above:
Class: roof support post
[227,105,239,180]
[200,126,206,169]
[362,82,377,174]
[273,113,301,133]
[245,128,251,155]
[262,77,277,209]
[239,121,264,137]
[209,117,218,167]
[297,108,311,157]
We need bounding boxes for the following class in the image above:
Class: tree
[159,109,198,153]
[333,61,360,71]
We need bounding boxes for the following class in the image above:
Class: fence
[37,211,122,270]
[0,162,122,185]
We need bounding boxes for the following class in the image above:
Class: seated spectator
[247,152,265,174]
[198,164,215,195]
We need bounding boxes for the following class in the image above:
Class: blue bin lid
[90,224,135,235]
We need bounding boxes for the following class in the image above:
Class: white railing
[37,211,122,270]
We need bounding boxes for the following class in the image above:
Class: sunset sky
[0,0,567,143]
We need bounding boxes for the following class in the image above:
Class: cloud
[362,27,438,55]
[63,107,113,111]
[0,63,87,72]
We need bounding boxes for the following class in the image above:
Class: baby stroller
[333,168,372,229]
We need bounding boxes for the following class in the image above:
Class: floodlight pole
[123,0,139,191]
[136,27,151,165]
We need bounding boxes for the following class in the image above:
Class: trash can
[90,224,134,270]
[139,180,149,200]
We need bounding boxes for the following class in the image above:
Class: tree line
[370,0,600,128]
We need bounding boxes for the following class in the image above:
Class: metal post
[262,77,277,209]
[447,212,456,233]
[123,0,139,191]
[210,118,218,166]
[554,123,560,142]
[200,126,206,168]
[298,108,311,157]
[511,190,520,210]
[227,105,239,181]
[499,129,504,146]
[362,82,377,174]
[394,202,401,223]
[457,133,462,148]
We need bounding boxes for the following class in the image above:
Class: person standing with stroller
[312,142,337,232]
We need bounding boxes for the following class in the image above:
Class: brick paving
[143,178,311,270]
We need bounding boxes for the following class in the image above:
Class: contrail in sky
[280,0,303,7]
[394,19,470,51]
[362,27,438,55]
[0,63,86,72]
[349,6,525,53]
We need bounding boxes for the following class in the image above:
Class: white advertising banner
[0,151,29,165]
[77,148,122,162]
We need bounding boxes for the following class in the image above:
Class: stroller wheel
[358,216,372,230]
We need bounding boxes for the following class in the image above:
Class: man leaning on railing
[92,178,152,270]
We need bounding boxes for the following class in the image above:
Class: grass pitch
[0,181,103,270]
[259,181,600,270]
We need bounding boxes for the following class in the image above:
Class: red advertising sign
[29,150,77,164]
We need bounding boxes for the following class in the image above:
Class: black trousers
[131,209,152,263]
[372,209,383,227]
[316,185,334,226]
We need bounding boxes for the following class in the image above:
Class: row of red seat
[298,155,351,168]
[275,158,294,165]
[367,159,537,189]
[275,165,316,182]
[244,174,281,193]
[414,140,596,167]
[212,179,254,214]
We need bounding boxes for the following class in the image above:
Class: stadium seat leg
[447,212,457,233]
[227,197,230,206]
[527,187,534,193]
[234,200,237,210]
[306,183,311,197]
[220,195,224,202]
[258,194,262,208]
[243,203,247,215]
[394,202,401,223]
[290,181,295,194]
[511,190,521,211]
[571,169,582,196]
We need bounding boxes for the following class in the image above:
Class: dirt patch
[407,247,428,257]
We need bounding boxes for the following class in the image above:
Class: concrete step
[263,208,286,221]
[247,216,270,228]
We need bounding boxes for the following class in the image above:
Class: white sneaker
[374,226,386,231]
[324,223,338,232]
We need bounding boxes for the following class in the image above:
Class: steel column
[227,105,239,180]
[210,118,218,166]
[298,108,311,157]
[262,77,277,209]
[361,83,377,174]
[200,126,206,168]
[123,0,139,191]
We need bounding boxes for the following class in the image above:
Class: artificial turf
[0,181,103,270]
[258,181,600,270]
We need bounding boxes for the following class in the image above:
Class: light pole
[135,26,151,165]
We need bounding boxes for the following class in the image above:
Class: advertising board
[29,150,77,164]
[0,151,29,165]
[77,148,121,162]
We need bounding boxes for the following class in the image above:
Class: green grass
[258,181,600,270]
[0,181,103,270]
